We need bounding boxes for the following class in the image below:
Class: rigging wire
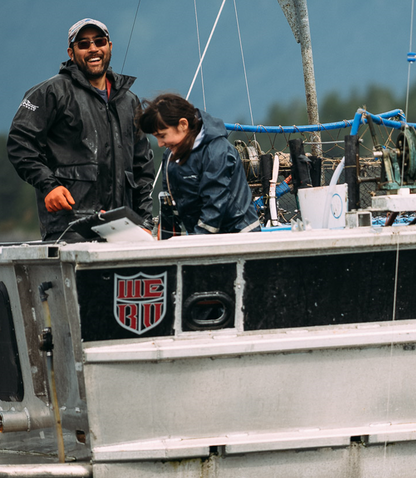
[186,0,227,100]
[401,0,415,186]
[120,0,164,191]
[154,0,225,192]
[383,3,415,472]
[233,0,255,128]
[382,232,401,475]
[405,0,415,122]
[121,0,142,74]
[194,0,207,111]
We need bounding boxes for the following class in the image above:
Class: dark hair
[135,93,202,164]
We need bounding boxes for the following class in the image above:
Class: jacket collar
[59,60,136,93]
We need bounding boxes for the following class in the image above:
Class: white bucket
[297,183,348,229]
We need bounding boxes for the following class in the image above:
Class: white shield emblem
[114,271,167,335]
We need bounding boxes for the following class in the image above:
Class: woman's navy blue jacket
[162,110,260,234]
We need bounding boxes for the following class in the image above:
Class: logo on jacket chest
[114,272,167,335]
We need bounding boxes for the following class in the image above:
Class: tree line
[1,82,415,241]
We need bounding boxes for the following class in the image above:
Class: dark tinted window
[0,282,24,401]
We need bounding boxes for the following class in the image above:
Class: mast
[277,0,322,159]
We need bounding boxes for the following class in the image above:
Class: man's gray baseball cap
[68,18,110,46]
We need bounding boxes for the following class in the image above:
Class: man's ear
[67,47,74,61]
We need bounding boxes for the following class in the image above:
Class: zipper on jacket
[105,102,111,122]
[105,102,117,206]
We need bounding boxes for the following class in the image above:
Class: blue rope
[225,109,415,134]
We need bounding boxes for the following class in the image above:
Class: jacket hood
[59,60,136,91]
[197,109,228,147]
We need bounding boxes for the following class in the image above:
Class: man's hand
[45,186,75,212]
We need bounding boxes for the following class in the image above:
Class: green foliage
[0,135,40,242]
[320,89,361,123]
[266,98,308,126]
[260,83,414,157]
[265,83,408,126]
[405,82,416,123]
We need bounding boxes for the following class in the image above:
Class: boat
[2,1,416,477]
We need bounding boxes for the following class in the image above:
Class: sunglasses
[74,37,108,50]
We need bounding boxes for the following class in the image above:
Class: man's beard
[73,51,112,80]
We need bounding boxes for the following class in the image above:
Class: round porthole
[183,291,234,331]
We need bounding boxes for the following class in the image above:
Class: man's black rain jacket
[7,60,154,239]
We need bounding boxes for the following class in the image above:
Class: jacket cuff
[40,179,62,196]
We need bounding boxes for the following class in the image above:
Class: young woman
[136,93,260,235]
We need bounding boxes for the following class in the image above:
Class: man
[7,18,154,242]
